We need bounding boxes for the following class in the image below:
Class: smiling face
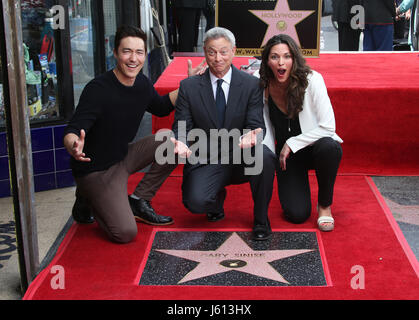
[267,43,293,87]
[204,37,236,78]
[113,36,146,86]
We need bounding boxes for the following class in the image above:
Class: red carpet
[23,53,419,300]
[153,53,419,176]
[24,174,419,300]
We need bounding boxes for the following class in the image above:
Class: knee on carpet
[183,198,207,214]
[283,206,311,224]
[314,137,342,159]
[183,194,216,214]
[109,225,138,244]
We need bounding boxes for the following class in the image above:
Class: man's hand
[64,130,91,162]
[171,137,192,158]
[187,59,207,77]
[279,143,292,171]
[238,128,263,149]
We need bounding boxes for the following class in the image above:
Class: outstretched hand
[65,130,91,162]
[187,59,207,77]
[171,137,192,158]
[238,128,263,149]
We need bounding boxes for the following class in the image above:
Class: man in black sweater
[64,26,194,243]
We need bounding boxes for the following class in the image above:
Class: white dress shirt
[209,67,232,103]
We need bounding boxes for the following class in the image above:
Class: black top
[64,70,173,177]
[173,0,206,9]
[268,95,302,156]
[332,0,363,23]
[363,0,396,24]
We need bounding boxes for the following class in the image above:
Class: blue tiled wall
[0,125,75,198]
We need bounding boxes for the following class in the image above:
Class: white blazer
[257,70,343,154]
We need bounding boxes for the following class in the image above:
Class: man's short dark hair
[114,25,147,52]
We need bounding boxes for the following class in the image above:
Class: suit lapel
[224,66,243,129]
[199,70,218,128]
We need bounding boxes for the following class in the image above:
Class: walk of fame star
[249,0,315,48]
[156,232,313,284]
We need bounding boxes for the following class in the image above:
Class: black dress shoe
[128,196,174,226]
[72,196,95,224]
[252,224,272,241]
[206,211,225,222]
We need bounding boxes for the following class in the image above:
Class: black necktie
[215,79,226,127]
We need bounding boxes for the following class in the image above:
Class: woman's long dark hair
[259,34,311,119]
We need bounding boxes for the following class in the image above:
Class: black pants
[175,7,202,52]
[181,145,276,226]
[276,137,342,224]
[338,22,361,51]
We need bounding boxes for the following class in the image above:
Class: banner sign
[216,0,322,57]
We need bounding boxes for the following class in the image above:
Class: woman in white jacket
[259,34,343,231]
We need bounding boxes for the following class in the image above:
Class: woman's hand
[279,143,292,170]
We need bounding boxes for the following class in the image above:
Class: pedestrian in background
[173,0,206,52]
[363,0,396,51]
[332,0,362,51]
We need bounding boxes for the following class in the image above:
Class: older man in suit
[172,27,277,241]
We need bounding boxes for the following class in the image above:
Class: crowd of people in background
[332,0,417,51]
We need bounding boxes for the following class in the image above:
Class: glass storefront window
[0,57,4,126]
[69,0,130,106]
[69,0,95,106]
[104,0,117,71]
[20,0,60,123]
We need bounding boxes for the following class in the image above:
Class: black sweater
[332,0,363,23]
[64,70,173,177]
[363,0,396,24]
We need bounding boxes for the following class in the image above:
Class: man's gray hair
[203,27,236,47]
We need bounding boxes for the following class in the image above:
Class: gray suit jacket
[173,65,265,172]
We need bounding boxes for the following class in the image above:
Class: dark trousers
[276,137,342,224]
[75,135,177,243]
[363,24,394,51]
[394,18,408,39]
[338,22,361,51]
[175,7,202,52]
[181,145,276,226]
